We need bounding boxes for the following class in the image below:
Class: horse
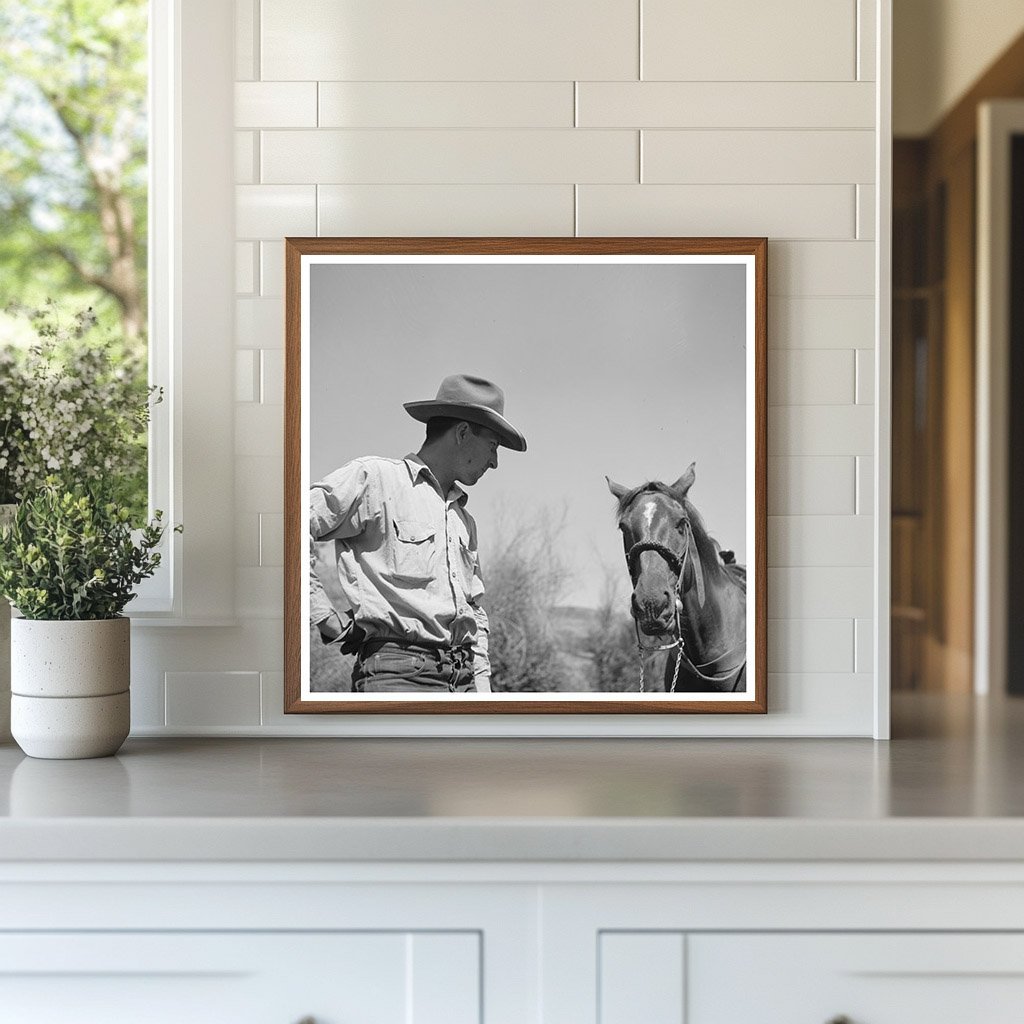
[606,463,747,693]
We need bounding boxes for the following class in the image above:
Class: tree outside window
[0,0,150,516]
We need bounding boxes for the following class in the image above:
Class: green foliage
[0,301,156,517]
[0,478,175,620]
[0,0,148,343]
[482,509,570,693]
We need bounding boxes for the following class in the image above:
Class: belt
[360,636,474,658]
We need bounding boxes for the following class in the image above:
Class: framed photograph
[285,238,766,715]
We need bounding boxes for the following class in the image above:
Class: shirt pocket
[388,518,436,584]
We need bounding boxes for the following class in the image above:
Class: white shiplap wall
[135,0,886,737]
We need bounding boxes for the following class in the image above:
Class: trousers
[352,638,475,694]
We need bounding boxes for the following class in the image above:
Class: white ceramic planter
[12,617,130,698]
[10,617,131,759]
[0,502,15,744]
[11,692,130,760]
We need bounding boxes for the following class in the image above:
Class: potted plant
[0,301,158,747]
[0,480,173,758]
[0,344,27,742]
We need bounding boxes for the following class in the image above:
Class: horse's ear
[672,462,696,498]
[606,476,629,501]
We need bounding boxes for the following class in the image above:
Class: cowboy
[309,374,527,694]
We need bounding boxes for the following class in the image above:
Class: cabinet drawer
[0,932,480,1024]
[688,933,1024,1024]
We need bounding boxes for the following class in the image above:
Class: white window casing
[129,0,236,624]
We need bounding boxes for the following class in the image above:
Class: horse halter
[625,514,706,623]
[624,514,706,693]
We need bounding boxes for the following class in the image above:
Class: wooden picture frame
[285,237,767,715]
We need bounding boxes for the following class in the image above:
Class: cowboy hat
[404,374,527,452]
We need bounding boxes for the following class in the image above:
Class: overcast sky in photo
[308,260,748,609]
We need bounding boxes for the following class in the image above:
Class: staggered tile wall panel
[236,82,318,128]
[769,515,873,567]
[235,242,255,294]
[856,350,876,403]
[236,185,316,237]
[641,0,857,81]
[765,673,874,729]
[317,185,575,237]
[165,672,262,728]
[236,567,284,618]
[769,351,857,406]
[859,0,878,81]
[319,83,575,129]
[235,455,283,512]
[260,514,285,567]
[261,350,285,404]
[578,82,874,129]
[768,243,875,296]
[577,184,855,238]
[769,406,875,456]
[769,619,856,673]
[857,184,877,239]
[235,404,284,458]
[260,242,285,297]
[856,456,875,515]
[770,568,874,620]
[167,0,886,736]
[260,0,639,82]
[235,0,257,81]
[234,132,257,184]
[235,298,285,351]
[855,619,874,673]
[142,621,284,676]
[642,131,875,185]
[767,458,856,516]
[238,512,261,567]
[260,130,640,185]
[235,350,259,403]
[770,298,876,349]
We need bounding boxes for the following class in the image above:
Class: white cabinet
[3,862,1024,1023]
[689,934,1024,1024]
[595,933,1024,1024]
[0,932,481,1024]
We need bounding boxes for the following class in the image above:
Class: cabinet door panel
[599,933,685,1024]
[689,934,1024,1024]
[0,932,480,1024]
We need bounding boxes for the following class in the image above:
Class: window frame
[128,0,236,625]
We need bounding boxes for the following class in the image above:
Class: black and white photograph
[285,238,766,715]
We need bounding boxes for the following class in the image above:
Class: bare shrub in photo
[309,623,354,692]
[585,567,639,692]
[482,506,572,693]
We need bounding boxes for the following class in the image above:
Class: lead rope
[637,636,685,693]
[636,582,686,693]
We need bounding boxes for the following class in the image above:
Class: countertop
[1,693,1023,862]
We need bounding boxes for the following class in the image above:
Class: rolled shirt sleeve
[470,600,491,692]
[309,461,371,627]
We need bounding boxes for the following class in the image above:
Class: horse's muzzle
[633,591,677,636]
[637,610,675,636]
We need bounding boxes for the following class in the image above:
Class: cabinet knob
[826,1017,854,1024]
[294,1018,316,1024]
